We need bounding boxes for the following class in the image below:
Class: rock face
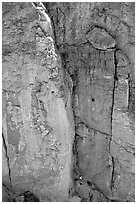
[2,2,135,202]
[2,2,74,201]
[45,2,135,202]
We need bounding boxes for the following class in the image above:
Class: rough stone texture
[45,2,135,202]
[2,2,135,202]
[74,47,114,135]
[86,27,116,50]
[2,2,75,201]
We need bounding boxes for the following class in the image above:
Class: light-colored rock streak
[47,97,73,197]
[32,2,53,37]
[32,2,51,24]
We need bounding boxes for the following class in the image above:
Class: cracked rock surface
[2,2,135,202]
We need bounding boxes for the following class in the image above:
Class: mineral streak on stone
[2,2,135,202]
[31,2,53,38]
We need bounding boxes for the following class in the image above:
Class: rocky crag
[2,2,135,202]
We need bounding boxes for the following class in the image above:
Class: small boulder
[86,27,116,50]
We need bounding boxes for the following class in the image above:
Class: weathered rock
[110,65,135,200]
[2,2,74,201]
[86,27,116,50]
[116,50,129,67]
[46,2,134,201]
[76,125,113,197]
[74,46,115,135]
[3,2,135,202]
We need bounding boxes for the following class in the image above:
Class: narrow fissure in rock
[109,49,118,192]
[110,48,118,147]
[2,132,12,190]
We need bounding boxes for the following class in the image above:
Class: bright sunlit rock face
[2,2,75,201]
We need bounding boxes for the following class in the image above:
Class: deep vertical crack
[59,44,83,193]
[109,48,119,148]
[109,48,118,192]
[110,156,115,190]
[2,132,12,190]
[110,48,118,147]
[44,3,61,50]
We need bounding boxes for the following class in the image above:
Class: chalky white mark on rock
[32,2,51,24]
[32,2,54,38]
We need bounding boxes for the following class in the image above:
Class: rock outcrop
[45,2,135,202]
[2,2,135,202]
[2,2,75,201]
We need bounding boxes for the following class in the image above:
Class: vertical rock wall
[2,2,75,201]
[2,2,135,202]
[45,2,135,202]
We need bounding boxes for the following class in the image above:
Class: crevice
[2,183,15,201]
[58,41,92,50]
[70,73,82,183]
[76,118,111,137]
[113,139,135,156]
[2,132,12,190]
[49,14,59,50]
[45,3,64,50]
[109,48,118,149]
[85,23,117,41]
[43,4,83,190]
[109,48,119,195]
[110,156,115,190]
[72,133,83,182]
[60,43,84,193]
[87,180,123,202]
